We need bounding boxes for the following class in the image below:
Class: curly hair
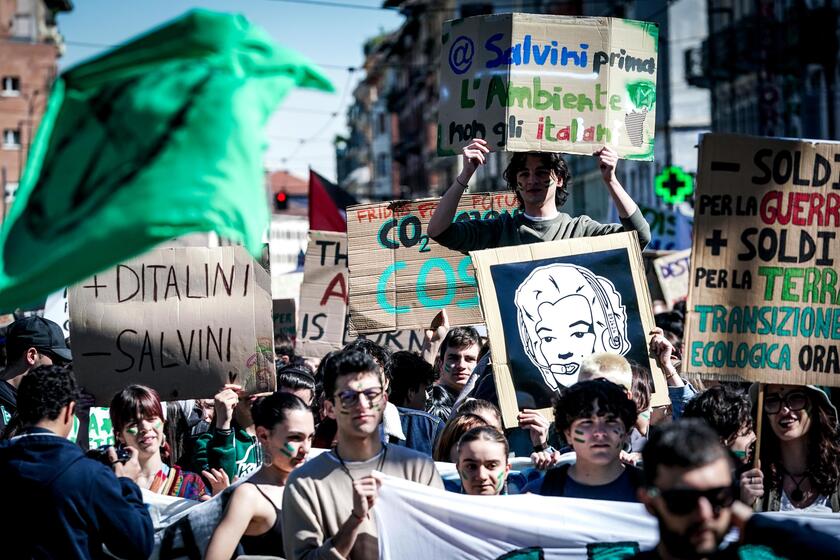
[16,365,79,427]
[503,151,572,209]
[760,391,840,496]
[388,351,435,407]
[683,385,752,442]
[553,380,638,434]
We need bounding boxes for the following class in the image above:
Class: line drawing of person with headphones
[514,262,631,391]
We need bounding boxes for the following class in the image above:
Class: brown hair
[761,390,840,496]
[457,426,509,460]
[110,384,169,459]
[503,151,572,209]
[433,413,488,462]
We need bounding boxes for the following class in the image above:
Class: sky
[56,0,405,182]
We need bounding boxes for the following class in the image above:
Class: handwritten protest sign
[439,14,658,160]
[69,246,275,405]
[347,193,520,334]
[296,230,443,356]
[272,298,296,340]
[685,134,840,386]
[472,232,669,428]
[296,231,350,358]
[654,249,691,309]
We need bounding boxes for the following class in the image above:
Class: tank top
[239,482,285,556]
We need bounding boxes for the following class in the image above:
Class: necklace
[781,467,810,502]
[333,443,388,482]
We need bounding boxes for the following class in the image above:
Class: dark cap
[7,317,72,362]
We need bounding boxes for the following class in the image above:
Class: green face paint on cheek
[733,450,747,459]
[279,442,296,458]
[126,427,139,436]
[153,419,163,430]
[573,428,586,444]
[495,470,505,493]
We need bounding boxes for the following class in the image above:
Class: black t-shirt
[526,464,642,503]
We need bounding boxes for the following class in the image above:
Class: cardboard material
[685,133,840,387]
[296,231,350,359]
[471,232,668,428]
[439,14,658,160]
[69,246,275,405]
[272,298,297,340]
[654,249,691,309]
[347,193,520,334]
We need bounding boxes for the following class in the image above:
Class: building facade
[339,0,710,252]
[0,0,71,218]
[686,0,839,141]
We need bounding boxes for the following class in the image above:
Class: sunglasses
[764,391,809,415]
[648,485,735,515]
[334,387,383,409]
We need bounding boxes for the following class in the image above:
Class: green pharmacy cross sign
[654,166,693,204]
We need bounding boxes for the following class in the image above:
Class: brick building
[0,0,71,218]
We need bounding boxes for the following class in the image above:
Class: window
[1,76,20,96]
[2,129,21,148]
[5,182,18,204]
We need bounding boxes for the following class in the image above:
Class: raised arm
[427,139,489,238]
[594,146,637,219]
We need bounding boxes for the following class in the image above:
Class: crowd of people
[1,142,839,560]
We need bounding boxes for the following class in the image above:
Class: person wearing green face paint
[524,380,642,502]
[206,392,315,559]
[110,385,209,501]
[456,426,511,496]
[682,385,763,507]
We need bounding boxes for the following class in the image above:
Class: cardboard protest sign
[654,249,691,309]
[471,232,668,428]
[438,14,658,160]
[685,134,840,387]
[272,298,296,340]
[296,231,350,358]
[296,230,449,357]
[69,246,275,405]
[347,192,520,334]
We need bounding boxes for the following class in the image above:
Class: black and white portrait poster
[471,233,669,428]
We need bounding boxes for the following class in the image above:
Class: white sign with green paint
[438,13,658,160]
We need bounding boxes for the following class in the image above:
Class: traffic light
[274,191,288,211]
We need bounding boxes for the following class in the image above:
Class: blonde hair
[579,353,633,392]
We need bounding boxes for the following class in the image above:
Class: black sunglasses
[648,485,736,515]
[764,391,809,415]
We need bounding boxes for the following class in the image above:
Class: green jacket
[191,424,262,481]
[431,208,651,252]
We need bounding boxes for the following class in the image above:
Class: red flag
[308,170,358,232]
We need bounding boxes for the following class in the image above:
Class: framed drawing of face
[471,232,669,428]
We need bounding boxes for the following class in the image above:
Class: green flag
[0,9,333,310]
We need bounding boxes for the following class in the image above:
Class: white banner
[139,461,840,559]
[375,474,840,560]
[375,474,658,559]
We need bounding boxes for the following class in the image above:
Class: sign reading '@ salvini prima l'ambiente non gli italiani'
[438,13,658,160]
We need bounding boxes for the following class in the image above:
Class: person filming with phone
[0,365,153,559]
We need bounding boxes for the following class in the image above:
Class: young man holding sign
[428,139,651,251]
